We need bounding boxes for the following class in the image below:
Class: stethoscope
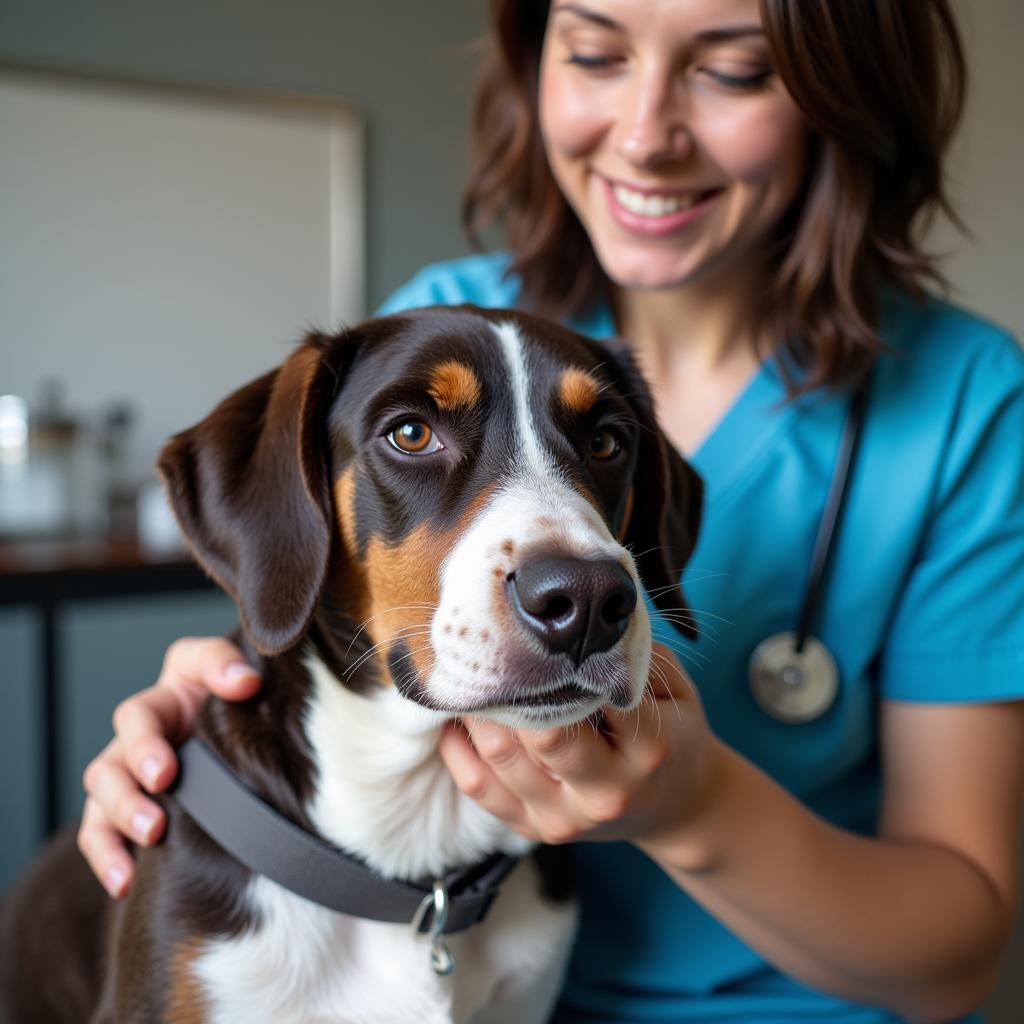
[748,376,870,724]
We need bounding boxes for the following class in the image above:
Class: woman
[79,1,1024,1020]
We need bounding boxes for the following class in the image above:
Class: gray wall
[0,0,487,310]
[933,0,1024,339]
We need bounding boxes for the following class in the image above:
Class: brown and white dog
[0,305,702,1023]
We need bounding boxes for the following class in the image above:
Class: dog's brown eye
[590,429,621,460]
[387,419,442,455]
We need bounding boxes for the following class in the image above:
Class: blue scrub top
[378,251,1024,1023]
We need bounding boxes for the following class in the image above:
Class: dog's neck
[299,653,532,881]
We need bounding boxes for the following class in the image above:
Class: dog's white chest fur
[193,862,573,1024]
[189,657,576,1023]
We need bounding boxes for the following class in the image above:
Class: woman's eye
[387,420,443,456]
[701,68,773,91]
[590,429,621,460]
[564,53,619,70]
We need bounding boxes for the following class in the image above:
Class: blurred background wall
[930,0,1023,341]
[0,0,1021,1017]
[0,0,488,310]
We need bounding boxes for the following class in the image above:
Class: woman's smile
[603,178,724,236]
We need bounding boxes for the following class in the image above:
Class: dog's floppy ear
[600,339,704,639]
[158,335,346,655]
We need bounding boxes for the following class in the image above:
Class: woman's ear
[598,338,704,639]
[157,333,350,655]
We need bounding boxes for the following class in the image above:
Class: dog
[0,304,702,1023]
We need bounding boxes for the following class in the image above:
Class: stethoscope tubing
[747,372,873,723]
[793,376,871,653]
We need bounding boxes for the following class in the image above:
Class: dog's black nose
[509,556,637,665]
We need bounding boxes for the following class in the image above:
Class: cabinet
[0,539,236,892]
[0,608,42,890]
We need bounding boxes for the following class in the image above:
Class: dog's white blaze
[191,860,575,1023]
[302,658,533,881]
[491,320,554,479]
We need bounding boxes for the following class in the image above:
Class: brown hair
[461,0,967,396]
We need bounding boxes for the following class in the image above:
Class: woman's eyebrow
[551,6,765,44]
[553,3,624,32]
[694,26,765,43]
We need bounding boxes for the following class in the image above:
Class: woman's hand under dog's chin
[437,641,721,858]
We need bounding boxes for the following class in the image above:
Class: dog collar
[170,737,521,941]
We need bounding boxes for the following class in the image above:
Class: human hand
[438,642,719,855]
[78,636,261,897]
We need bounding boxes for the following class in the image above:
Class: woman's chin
[592,240,707,293]
[603,259,702,293]
[596,238,743,295]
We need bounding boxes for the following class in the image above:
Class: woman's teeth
[612,183,705,217]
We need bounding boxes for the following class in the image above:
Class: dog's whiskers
[649,637,711,674]
[649,650,686,723]
[651,604,735,628]
[343,624,433,678]
[650,612,720,640]
[645,570,732,595]
[345,604,438,658]
[648,629,713,665]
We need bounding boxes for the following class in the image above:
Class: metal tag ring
[411,881,456,976]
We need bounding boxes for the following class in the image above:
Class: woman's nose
[614,71,692,167]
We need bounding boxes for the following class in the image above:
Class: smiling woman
[539,2,807,295]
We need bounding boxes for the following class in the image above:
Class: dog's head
[159,306,702,727]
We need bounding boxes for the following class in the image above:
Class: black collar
[170,737,520,935]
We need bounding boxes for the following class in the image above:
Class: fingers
[516,718,619,791]
[112,687,189,791]
[466,718,568,803]
[78,797,137,898]
[438,721,536,838]
[112,637,262,794]
[80,736,166,897]
[78,735,167,900]
[459,717,633,844]
[77,635,260,898]
[82,737,167,844]
[159,636,262,704]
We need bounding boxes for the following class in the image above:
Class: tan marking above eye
[428,360,481,411]
[559,367,600,414]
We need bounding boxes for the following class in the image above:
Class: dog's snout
[509,556,637,665]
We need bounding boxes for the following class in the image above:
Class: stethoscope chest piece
[748,632,839,724]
